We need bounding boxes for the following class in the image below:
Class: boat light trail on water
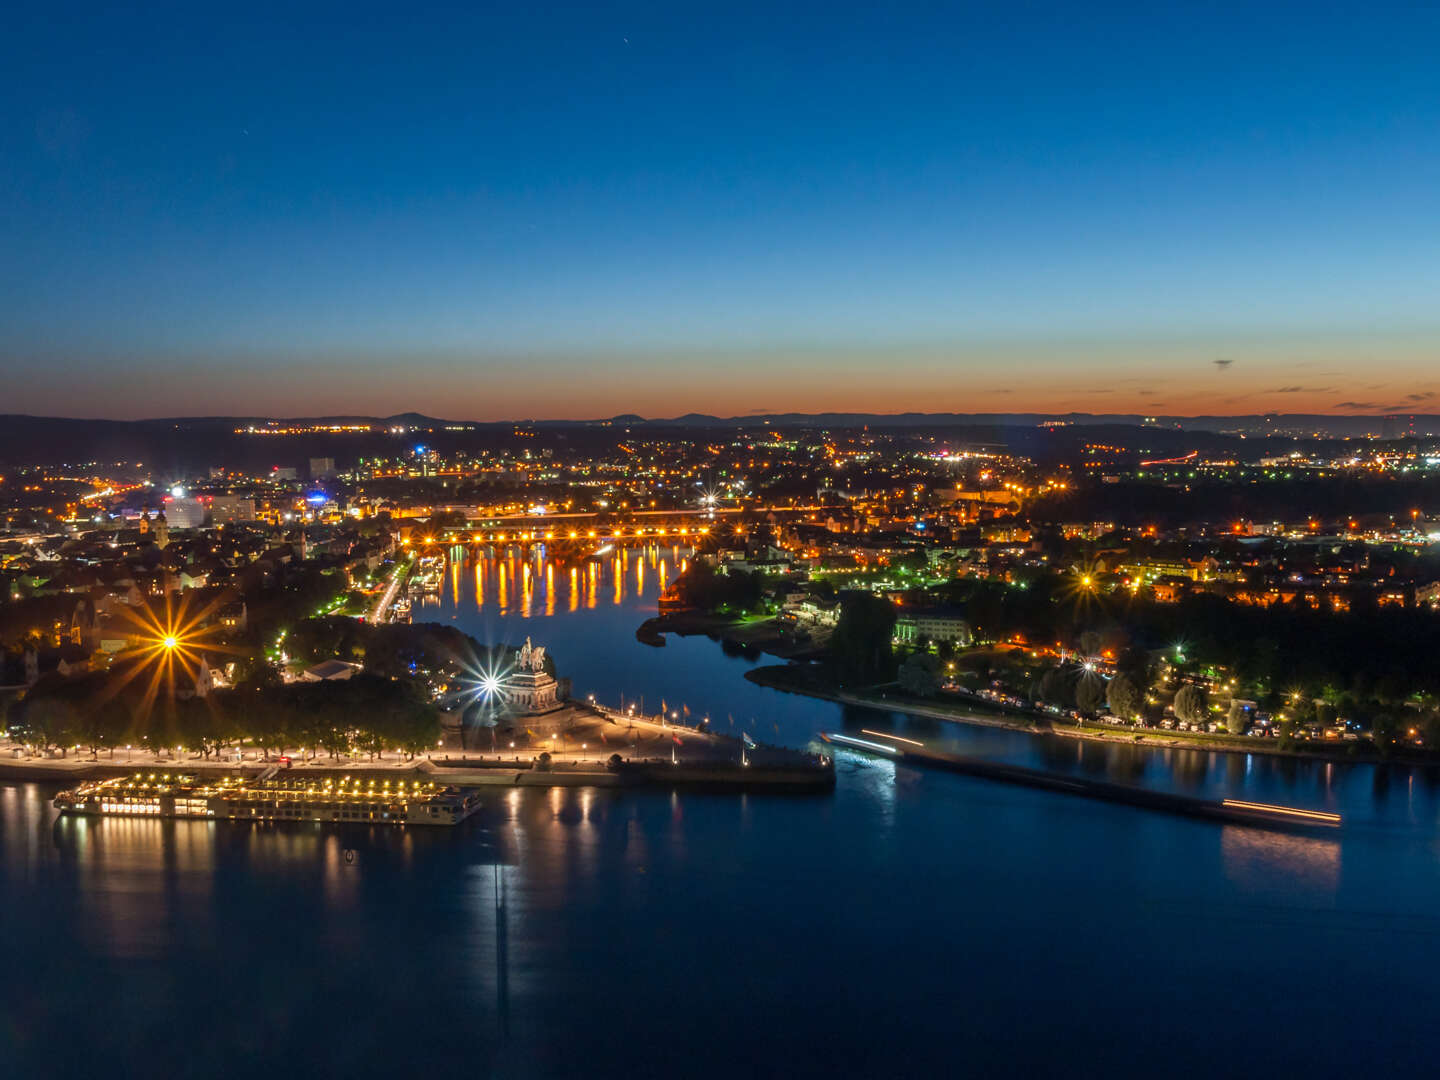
[825,734,899,756]
[860,729,924,747]
[1221,799,1342,824]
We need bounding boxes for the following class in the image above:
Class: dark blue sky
[3,2,1438,418]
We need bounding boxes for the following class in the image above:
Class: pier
[821,731,1341,833]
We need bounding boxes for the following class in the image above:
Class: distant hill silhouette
[0,410,1432,471]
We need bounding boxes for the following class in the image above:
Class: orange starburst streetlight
[102,592,245,721]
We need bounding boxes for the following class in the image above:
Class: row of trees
[281,616,481,677]
[669,563,769,615]
[825,591,1221,720]
[958,654,1440,751]
[9,671,441,761]
[931,576,1440,708]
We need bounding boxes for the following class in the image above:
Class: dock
[820,731,1341,833]
[426,753,834,793]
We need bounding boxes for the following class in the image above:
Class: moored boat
[54,772,482,826]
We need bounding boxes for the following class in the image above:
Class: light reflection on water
[7,546,1440,1075]
[1222,826,1341,894]
[5,758,1440,1078]
[411,544,686,620]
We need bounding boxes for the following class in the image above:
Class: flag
[672,735,683,746]
[742,732,756,749]
[682,704,690,717]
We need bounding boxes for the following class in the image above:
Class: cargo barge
[53,773,482,826]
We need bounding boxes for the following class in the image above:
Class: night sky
[3,2,1438,419]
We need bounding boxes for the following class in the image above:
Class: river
[3,544,1439,1078]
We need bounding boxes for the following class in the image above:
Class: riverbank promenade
[0,717,834,792]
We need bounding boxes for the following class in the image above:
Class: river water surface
[4,545,1439,1078]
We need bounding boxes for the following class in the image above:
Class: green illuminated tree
[1106,673,1141,722]
[1226,699,1250,735]
[1173,684,1208,726]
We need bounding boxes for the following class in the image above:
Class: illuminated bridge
[412,505,848,548]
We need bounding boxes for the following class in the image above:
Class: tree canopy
[1106,673,1142,721]
[1173,685,1208,725]
[827,593,897,688]
[10,670,442,761]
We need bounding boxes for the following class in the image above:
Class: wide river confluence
[4,545,1438,1078]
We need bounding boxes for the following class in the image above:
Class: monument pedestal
[506,666,561,714]
[496,636,568,734]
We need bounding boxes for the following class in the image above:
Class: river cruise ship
[54,773,482,826]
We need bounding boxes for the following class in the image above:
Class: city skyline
[8,7,1440,1078]
[5,2,1440,418]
